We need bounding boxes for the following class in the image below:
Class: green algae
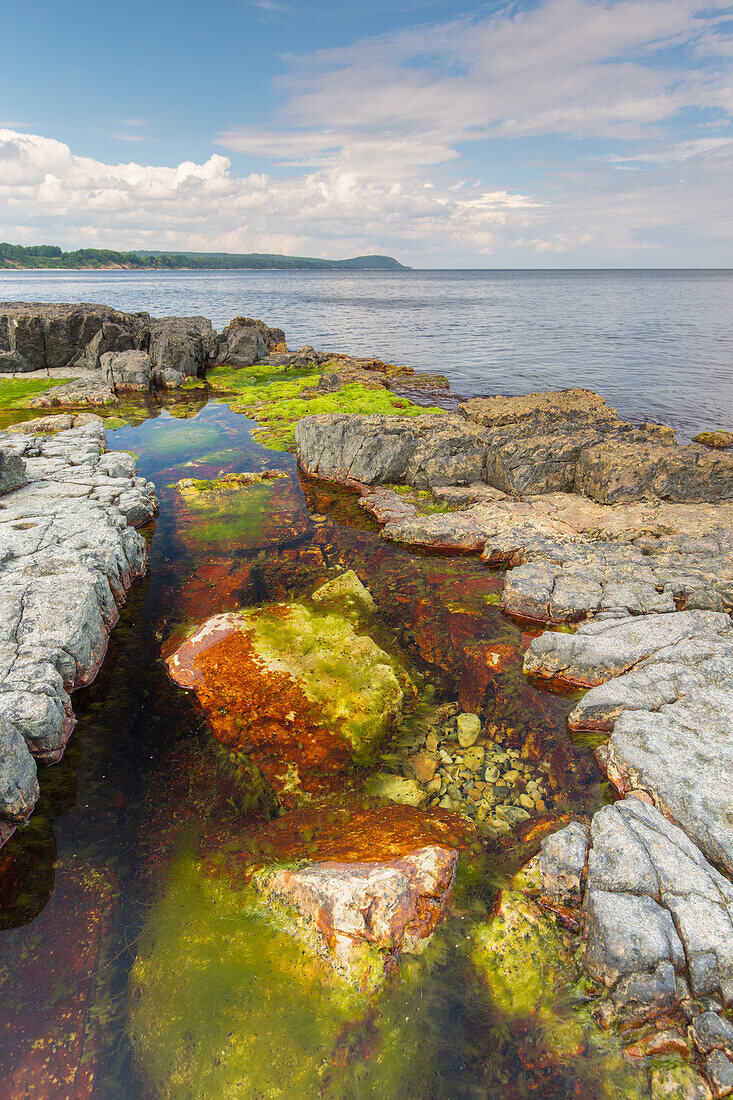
[473,889,648,1099]
[203,361,444,451]
[243,382,444,451]
[175,479,274,547]
[246,602,411,760]
[0,376,74,409]
[128,852,365,1100]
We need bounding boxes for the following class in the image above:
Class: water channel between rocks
[0,398,618,1098]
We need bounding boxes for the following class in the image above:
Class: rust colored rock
[259,842,458,986]
[166,603,409,804]
[459,642,518,713]
[406,749,438,784]
[623,1028,690,1060]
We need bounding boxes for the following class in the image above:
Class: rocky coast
[1,300,732,1097]
[0,417,157,842]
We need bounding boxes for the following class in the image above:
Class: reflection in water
[0,400,620,1097]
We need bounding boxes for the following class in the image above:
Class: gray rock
[610,961,678,1020]
[690,1012,733,1055]
[539,821,589,907]
[148,315,214,379]
[705,1051,733,1097]
[214,316,272,366]
[101,349,151,392]
[0,421,158,840]
[0,446,27,495]
[583,799,733,1006]
[563,619,733,874]
[523,610,732,687]
[295,394,733,503]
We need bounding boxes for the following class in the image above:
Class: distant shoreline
[0,243,409,273]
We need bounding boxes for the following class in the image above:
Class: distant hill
[0,243,409,271]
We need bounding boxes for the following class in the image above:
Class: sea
[1,267,732,440]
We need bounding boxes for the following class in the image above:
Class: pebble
[426,733,439,753]
[463,747,485,772]
[456,713,481,748]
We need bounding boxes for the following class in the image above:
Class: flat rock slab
[583,798,733,1007]
[523,610,732,687]
[0,421,157,837]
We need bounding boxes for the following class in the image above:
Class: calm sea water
[1,268,732,438]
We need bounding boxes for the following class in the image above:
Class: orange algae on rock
[165,599,411,803]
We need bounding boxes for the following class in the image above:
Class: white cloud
[1,0,732,262]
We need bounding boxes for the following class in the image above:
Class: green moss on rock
[128,853,364,1100]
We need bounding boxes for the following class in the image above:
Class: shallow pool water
[0,399,628,1098]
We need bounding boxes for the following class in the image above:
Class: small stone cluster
[380,705,552,837]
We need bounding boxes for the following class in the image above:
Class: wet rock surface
[534,799,733,1097]
[0,419,157,838]
[165,579,412,804]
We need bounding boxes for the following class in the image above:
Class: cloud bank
[1,0,731,263]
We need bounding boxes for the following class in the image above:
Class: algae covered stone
[128,854,364,1100]
[310,569,376,621]
[166,599,412,800]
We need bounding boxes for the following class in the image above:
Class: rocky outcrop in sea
[0,418,157,843]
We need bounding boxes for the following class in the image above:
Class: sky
[1,0,732,267]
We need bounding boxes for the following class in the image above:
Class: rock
[611,961,678,1022]
[29,376,117,407]
[583,798,733,1007]
[0,422,157,839]
[295,396,733,502]
[0,446,26,495]
[565,617,733,874]
[129,800,461,1097]
[259,842,457,987]
[171,472,312,554]
[365,773,427,807]
[539,821,589,907]
[456,712,481,747]
[706,1051,733,1097]
[101,348,151,392]
[462,745,484,772]
[0,301,148,371]
[690,1012,733,1056]
[148,315,214,379]
[406,749,437,784]
[214,316,273,366]
[310,569,376,620]
[693,431,733,451]
[166,601,412,804]
[649,1061,713,1100]
[524,610,732,688]
[6,413,75,434]
[460,387,618,428]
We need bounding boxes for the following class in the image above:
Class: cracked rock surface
[583,798,733,1004]
[0,420,157,840]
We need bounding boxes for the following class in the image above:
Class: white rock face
[0,421,157,839]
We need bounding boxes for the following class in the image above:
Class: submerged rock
[165,594,412,802]
[129,800,464,1097]
[171,470,310,554]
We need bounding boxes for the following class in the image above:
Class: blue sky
[1,0,732,265]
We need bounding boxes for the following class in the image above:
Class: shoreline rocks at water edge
[0,418,157,844]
